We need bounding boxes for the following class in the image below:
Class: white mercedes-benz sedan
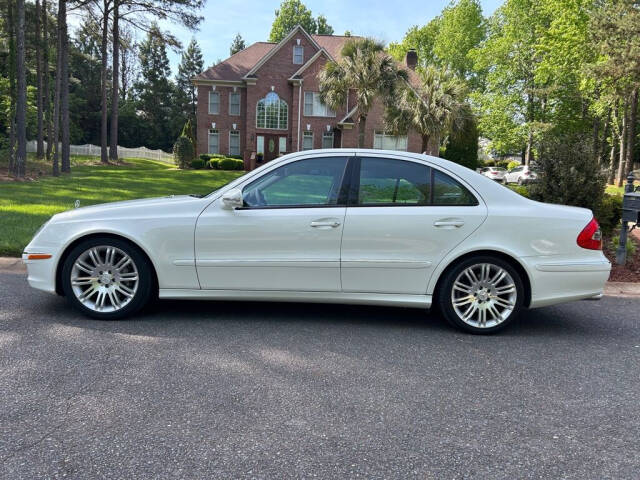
[23,149,611,333]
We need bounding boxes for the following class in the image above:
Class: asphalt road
[1,270,640,480]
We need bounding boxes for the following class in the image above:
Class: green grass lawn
[605,181,640,195]
[0,157,244,257]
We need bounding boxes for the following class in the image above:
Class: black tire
[61,236,154,320]
[436,255,525,334]
[517,177,523,186]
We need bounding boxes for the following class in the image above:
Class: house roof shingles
[193,42,276,82]
[193,32,420,88]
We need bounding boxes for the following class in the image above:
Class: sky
[162,0,503,74]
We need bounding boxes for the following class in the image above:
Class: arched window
[257,92,288,130]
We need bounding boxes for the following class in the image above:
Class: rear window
[355,158,478,207]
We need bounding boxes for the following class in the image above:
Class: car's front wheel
[61,237,153,319]
[437,256,524,334]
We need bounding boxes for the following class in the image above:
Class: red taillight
[577,218,602,250]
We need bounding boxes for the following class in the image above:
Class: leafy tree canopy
[268,0,334,42]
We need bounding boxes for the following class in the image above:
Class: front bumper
[22,252,58,294]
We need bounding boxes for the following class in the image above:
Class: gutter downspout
[297,81,302,151]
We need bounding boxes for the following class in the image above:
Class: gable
[244,25,322,79]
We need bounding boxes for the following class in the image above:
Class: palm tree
[319,38,408,148]
[386,66,468,155]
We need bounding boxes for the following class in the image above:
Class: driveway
[1,269,639,479]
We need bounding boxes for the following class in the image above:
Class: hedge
[191,159,205,169]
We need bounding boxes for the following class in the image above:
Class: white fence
[26,140,174,163]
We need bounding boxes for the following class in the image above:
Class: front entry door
[263,135,279,162]
[195,156,349,291]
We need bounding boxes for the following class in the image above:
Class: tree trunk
[109,0,120,162]
[15,0,27,178]
[608,142,617,185]
[52,0,63,177]
[624,88,638,177]
[427,134,440,156]
[36,0,44,159]
[100,0,110,163]
[599,109,611,167]
[7,0,16,174]
[592,115,600,166]
[421,134,430,154]
[357,115,366,148]
[43,0,52,160]
[524,130,533,166]
[60,0,70,173]
[615,100,628,187]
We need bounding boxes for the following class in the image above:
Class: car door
[506,166,521,183]
[340,155,488,295]
[195,156,349,291]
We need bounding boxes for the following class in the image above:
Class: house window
[256,92,288,130]
[208,91,220,114]
[322,132,334,149]
[373,131,408,151]
[229,92,240,116]
[208,129,219,154]
[303,131,314,150]
[279,137,287,154]
[256,135,265,154]
[293,45,304,64]
[303,92,335,117]
[229,130,240,156]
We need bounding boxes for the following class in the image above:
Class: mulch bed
[604,228,640,282]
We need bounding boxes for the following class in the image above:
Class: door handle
[433,219,465,228]
[310,220,341,228]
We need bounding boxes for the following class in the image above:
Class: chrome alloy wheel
[70,246,139,313]
[450,263,517,329]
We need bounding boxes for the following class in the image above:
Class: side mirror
[221,188,243,209]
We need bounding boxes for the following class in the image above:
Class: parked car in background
[480,166,507,181]
[23,149,609,334]
[504,165,539,185]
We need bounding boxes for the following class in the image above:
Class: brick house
[192,25,422,170]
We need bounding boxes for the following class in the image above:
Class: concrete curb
[0,257,25,273]
[1,257,639,298]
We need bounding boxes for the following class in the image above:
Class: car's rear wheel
[61,237,153,320]
[437,256,524,334]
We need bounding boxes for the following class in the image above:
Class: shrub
[508,185,530,198]
[597,194,623,237]
[442,116,479,170]
[529,133,605,216]
[209,159,220,169]
[228,154,243,160]
[218,158,244,170]
[507,160,520,170]
[173,136,194,169]
[199,154,212,161]
[496,160,511,169]
[191,159,205,169]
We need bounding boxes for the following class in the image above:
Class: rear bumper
[525,258,611,308]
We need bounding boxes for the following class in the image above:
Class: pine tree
[136,25,178,151]
[230,33,246,55]
[176,38,204,121]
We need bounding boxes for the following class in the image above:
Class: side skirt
[158,289,432,308]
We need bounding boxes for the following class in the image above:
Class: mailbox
[617,172,639,265]
[622,191,640,223]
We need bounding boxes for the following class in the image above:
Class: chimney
[405,49,418,70]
